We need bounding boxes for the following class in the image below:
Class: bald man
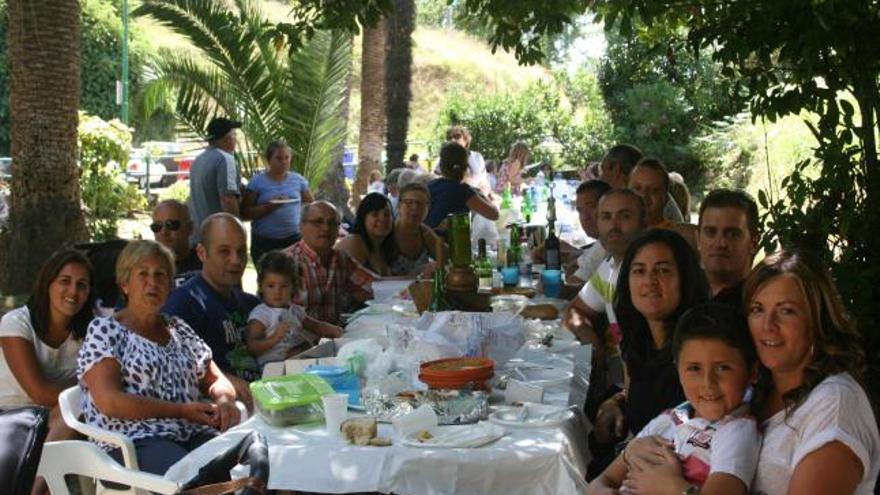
[164,213,259,404]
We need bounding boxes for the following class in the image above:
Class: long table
[165,308,593,495]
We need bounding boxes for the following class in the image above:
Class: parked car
[142,141,187,187]
[124,149,166,189]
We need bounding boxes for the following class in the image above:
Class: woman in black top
[614,228,710,435]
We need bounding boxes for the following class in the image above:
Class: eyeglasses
[400,198,428,208]
[303,218,339,229]
[150,219,182,233]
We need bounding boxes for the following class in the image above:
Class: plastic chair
[38,386,248,495]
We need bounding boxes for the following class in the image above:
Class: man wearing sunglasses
[283,201,374,325]
[151,199,201,286]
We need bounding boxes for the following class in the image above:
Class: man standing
[284,201,374,325]
[697,189,759,306]
[563,189,646,347]
[190,117,243,243]
[164,213,259,403]
[600,144,684,223]
[151,199,201,286]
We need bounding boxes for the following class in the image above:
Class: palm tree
[134,0,352,193]
[385,0,415,171]
[1,0,88,295]
[353,19,387,205]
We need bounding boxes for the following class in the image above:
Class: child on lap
[587,303,760,495]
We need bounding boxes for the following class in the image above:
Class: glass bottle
[477,239,493,291]
[429,237,449,311]
[448,213,472,268]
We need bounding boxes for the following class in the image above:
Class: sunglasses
[150,219,182,233]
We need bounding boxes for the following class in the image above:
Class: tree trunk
[352,19,387,208]
[318,34,355,222]
[1,0,87,296]
[385,0,416,172]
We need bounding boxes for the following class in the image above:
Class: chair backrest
[58,386,140,471]
[0,406,50,495]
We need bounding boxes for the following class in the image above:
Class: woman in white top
[624,249,879,495]
[0,249,94,441]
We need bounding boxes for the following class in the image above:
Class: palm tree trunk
[385,0,415,171]
[318,34,355,222]
[353,19,387,207]
[1,0,87,295]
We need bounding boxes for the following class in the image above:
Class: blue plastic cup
[501,266,520,287]
[542,269,562,298]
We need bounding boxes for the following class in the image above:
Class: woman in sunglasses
[242,140,314,265]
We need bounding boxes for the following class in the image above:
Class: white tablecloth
[166,308,592,495]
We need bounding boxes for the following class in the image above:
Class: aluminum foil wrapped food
[362,388,489,425]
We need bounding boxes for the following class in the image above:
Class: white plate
[489,404,573,428]
[269,198,299,204]
[402,423,506,448]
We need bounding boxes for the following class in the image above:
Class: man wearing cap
[190,117,243,243]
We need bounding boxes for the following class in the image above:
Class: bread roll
[341,417,378,445]
[520,304,559,320]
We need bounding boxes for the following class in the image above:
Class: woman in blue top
[242,140,314,264]
[426,141,498,232]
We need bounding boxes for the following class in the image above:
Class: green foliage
[159,179,190,204]
[134,0,353,187]
[78,113,146,241]
[436,70,612,168]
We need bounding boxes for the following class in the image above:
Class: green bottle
[429,237,450,311]
[477,239,493,291]
[501,184,513,210]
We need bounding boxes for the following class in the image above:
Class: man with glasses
[190,117,243,243]
[283,201,374,325]
[151,199,201,286]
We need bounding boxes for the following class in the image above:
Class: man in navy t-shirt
[164,213,259,406]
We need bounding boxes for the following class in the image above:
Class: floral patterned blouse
[76,315,217,449]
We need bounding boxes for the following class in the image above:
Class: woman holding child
[613,249,879,495]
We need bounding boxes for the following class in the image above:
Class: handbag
[179,431,269,495]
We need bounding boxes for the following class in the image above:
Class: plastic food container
[419,357,495,390]
[305,364,361,407]
[250,374,334,426]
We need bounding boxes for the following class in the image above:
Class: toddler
[587,302,760,495]
[246,251,343,368]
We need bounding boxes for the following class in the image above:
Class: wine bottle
[545,225,561,270]
[429,237,449,311]
[477,239,493,291]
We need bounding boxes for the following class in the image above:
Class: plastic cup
[501,266,519,287]
[542,269,562,298]
[322,393,349,434]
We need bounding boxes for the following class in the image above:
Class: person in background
[284,201,374,325]
[79,240,239,477]
[448,126,490,195]
[495,141,530,194]
[426,142,499,231]
[567,180,612,286]
[242,140,313,266]
[385,168,404,216]
[697,189,760,307]
[189,117,243,242]
[406,153,425,173]
[629,157,698,247]
[336,192,397,276]
[163,213,258,405]
[668,171,691,221]
[600,144,684,223]
[151,199,201,286]
[390,183,444,277]
[367,169,385,194]
[0,250,93,440]
[485,159,498,192]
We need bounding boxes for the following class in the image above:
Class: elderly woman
[390,182,445,276]
[242,140,314,264]
[426,141,499,231]
[77,240,239,476]
[622,249,880,495]
[0,250,93,440]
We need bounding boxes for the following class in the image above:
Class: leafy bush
[79,113,146,240]
[159,179,190,204]
[436,70,612,169]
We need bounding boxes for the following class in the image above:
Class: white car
[125,149,166,189]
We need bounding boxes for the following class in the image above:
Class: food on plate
[368,437,392,447]
[520,304,559,320]
[341,417,378,446]
[416,429,434,442]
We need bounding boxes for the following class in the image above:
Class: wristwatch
[681,485,699,495]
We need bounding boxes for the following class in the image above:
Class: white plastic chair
[37,386,248,495]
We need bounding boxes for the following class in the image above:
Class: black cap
[205,117,242,142]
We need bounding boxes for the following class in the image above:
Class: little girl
[246,251,344,368]
[587,302,760,495]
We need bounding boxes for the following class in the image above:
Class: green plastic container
[250,374,335,426]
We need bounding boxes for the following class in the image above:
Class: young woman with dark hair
[336,192,398,276]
